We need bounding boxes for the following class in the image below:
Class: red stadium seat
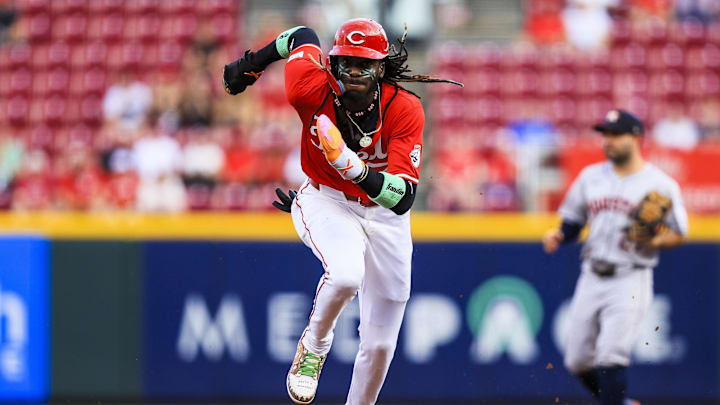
[80,96,103,126]
[538,68,575,96]
[614,69,649,95]
[52,14,88,43]
[9,69,32,96]
[157,41,184,68]
[686,71,720,98]
[575,69,613,97]
[159,14,198,43]
[88,0,124,14]
[47,41,71,68]
[7,96,30,127]
[610,18,632,45]
[28,14,51,42]
[41,96,67,126]
[670,19,705,46]
[647,43,684,71]
[463,68,499,97]
[610,43,647,71]
[464,44,502,70]
[81,68,108,96]
[210,13,237,44]
[70,41,109,70]
[547,96,577,125]
[198,0,235,16]
[9,43,32,68]
[51,0,88,15]
[25,125,54,150]
[14,0,50,15]
[500,68,539,97]
[158,0,196,15]
[127,14,161,43]
[648,70,685,99]
[686,44,720,72]
[87,13,125,42]
[707,22,720,45]
[125,0,160,15]
[45,68,71,96]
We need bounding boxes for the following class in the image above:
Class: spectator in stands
[132,114,186,212]
[698,97,720,141]
[675,0,720,23]
[11,148,52,211]
[102,69,153,132]
[652,102,701,150]
[0,1,16,44]
[179,70,214,128]
[562,0,617,50]
[0,128,24,209]
[182,128,225,209]
[630,0,674,19]
[525,0,566,45]
[53,146,106,210]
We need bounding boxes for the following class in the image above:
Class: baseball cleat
[286,340,326,405]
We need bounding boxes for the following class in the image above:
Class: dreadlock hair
[382,23,464,99]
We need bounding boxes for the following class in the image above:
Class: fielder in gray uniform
[543,109,688,405]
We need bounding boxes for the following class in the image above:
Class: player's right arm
[222,26,321,95]
[544,169,589,254]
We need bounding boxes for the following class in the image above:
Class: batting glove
[316,114,365,181]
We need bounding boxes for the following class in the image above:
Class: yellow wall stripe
[0,212,718,241]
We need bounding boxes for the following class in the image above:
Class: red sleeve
[284,44,328,109]
[386,96,425,184]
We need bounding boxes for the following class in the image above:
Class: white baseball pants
[564,261,654,373]
[290,179,413,405]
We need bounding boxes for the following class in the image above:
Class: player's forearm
[246,26,320,68]
[354,167,416,215]
[560,219,584,244]
[649,229,685,249]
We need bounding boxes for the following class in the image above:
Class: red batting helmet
[329,18,390,60]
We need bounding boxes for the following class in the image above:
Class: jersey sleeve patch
[409,144,421,168]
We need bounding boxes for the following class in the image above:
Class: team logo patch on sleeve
[409,144,421,168]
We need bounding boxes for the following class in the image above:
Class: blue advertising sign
[142,241,718,402]
[0,236,49,402]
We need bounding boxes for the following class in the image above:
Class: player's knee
[328,272,362,297]
[360,340,397,361]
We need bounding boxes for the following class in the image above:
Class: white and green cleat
[286,341,326,405]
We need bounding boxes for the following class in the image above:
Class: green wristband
[370,173,406,209]
[276,26,306,58]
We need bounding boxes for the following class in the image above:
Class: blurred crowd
[0,0,719,212]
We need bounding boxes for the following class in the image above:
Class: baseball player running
[543,109,688,405]
[222,19,460,405]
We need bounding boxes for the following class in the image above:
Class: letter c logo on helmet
[329,18,389,60]
[346,31,366,45]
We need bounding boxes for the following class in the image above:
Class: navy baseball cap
[592,109,644,136]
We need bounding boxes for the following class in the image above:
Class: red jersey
[284,44,425,203]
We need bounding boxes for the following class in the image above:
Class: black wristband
[560,220,583,244]
[247,40,282,69]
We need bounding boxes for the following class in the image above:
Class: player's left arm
[648,182,688,249]
[357,101,425,215]
[315,102,423,215]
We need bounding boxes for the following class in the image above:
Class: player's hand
[542,228,564,254]
[272,188,297,213]
[223,50,265,95]
[316,114,365,180]
[317,114,345,162]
